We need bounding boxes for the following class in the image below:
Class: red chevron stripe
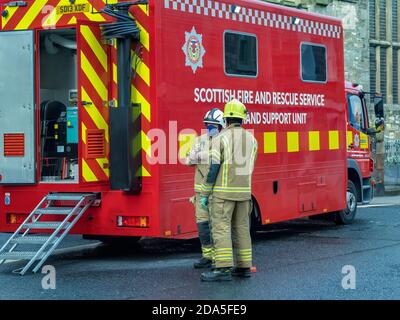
[80,72,110,123]
[80,32,109,75]
[130,6,149,31]
[81,104,98,130]
[3,5,30,30]
[81,146,108,182]
[132,73,150,103]
[28,0,60,29]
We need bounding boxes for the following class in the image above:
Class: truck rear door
[77,22,111,184]
[0,31,36,184]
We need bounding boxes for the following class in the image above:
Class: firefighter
[199,99,258,282]
[186,108,226,269]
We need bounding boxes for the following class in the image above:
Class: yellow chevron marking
[133,131,151,157]
[136,165,151,177]
[131,85,151,122]
[136,20,150,51]
[41,2,59,28]
[133,132,141,157]
[329,130,339,150]
[2,6,18,28]
[81,51,108,102]
[16,0,49,30]
[81,122,87,144]
[287,132,299,153]
[132,51,150,86]
[264,132,277,154]
[96,158,110,178]
[139,4,149,16]
[81,87,109,143]
[68,16,77,24]
[141,131,151,157]
[81,25,108,71]
[113,63,118,85]
[129,14,149,51]
[84,10,106,22]
[308,131,320,151]
[82,159,98,182]
[42,0,69,27]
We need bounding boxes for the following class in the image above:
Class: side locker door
[0,31,36,184]
[77,22,111,184]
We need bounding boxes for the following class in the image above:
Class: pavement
[0,196,399,300]
[361,195,400,207]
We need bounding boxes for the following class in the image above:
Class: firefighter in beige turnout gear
[199,99,258,281]
[186,108,226,269]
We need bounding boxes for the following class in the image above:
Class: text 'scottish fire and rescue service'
[194,88,326,107]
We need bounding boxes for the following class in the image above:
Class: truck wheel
[335,180,357,225]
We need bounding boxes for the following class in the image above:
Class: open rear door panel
[0,31,36,184]
[78,22,111,184]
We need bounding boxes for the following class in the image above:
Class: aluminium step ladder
[0,193,97,275]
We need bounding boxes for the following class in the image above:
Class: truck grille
[3,133,25,157]
[85,129,105,159]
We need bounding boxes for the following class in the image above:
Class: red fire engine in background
[0,0,382,274]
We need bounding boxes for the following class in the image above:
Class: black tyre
[334,180,358,225]
[250,199,261,236]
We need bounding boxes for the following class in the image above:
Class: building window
[370,0,400,104]
[224,31,258,77]
[300,43,327,83]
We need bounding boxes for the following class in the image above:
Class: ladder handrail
[0,193,97,274]
[0,196,48,255]
[18,195,90,275]
[0,199,55,264]
[32,197,95,274]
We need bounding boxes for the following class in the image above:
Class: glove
[189,196,196,205]
[200,196,209,211]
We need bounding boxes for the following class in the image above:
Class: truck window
[224,31,257,77]
[348,94,365,131]
[301,43,327,83]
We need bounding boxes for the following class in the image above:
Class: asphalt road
[0,202,399,300]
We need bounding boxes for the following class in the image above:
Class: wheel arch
[347,159,363,202]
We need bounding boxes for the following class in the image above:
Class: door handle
[82,101,93,106]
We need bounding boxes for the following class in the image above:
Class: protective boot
[200,267,232,282]
[193,257,212,269]
[232,267,251,278]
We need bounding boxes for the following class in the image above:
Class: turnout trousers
[194,193,214,260]
[210,197,253,268]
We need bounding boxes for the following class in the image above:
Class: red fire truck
[0,0,381,275]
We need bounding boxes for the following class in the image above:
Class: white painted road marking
[359,203,399,208]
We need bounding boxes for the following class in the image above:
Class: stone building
[264,0,400,189]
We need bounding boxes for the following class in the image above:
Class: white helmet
[203,108,226,128]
